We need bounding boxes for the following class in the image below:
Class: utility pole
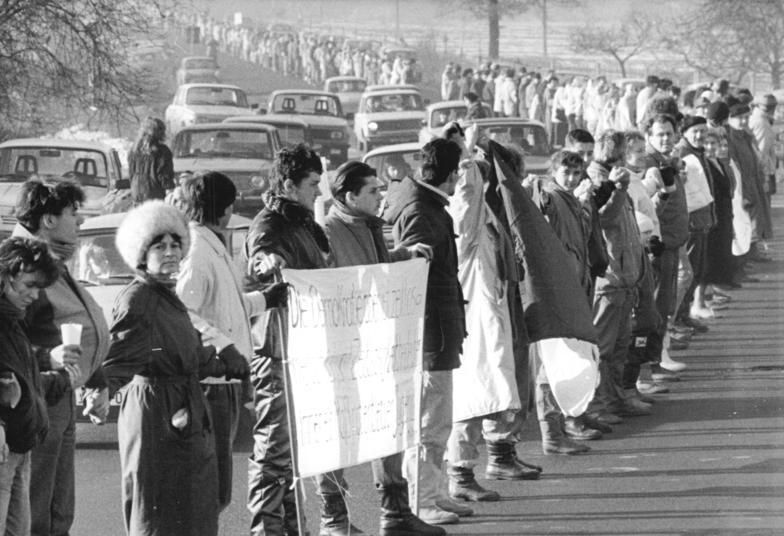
[542,0,548,58]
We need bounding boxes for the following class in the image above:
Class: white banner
[282,259,427,477]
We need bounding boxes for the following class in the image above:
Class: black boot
[379,484,446,536]
[447,465,500,502]
[319,493,365,535]
[485,442,541,480]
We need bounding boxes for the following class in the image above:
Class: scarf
[331,199,389,263]
[266,195,330,254]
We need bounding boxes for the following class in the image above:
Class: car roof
[471,118,546,128]
[0,138,113,151]
[173,122,278,133]
[225,115,309,127]
[364,84,420,94]
[363,142,421,160]
[269,89,336,98]
[178,83,243,91]
[80,212,251,232]
[426,100,466,111]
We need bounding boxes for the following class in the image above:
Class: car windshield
[185,87,248,107]
[476,124,550,156]
[0,147,109,187]
[185,58,217,70]
[174,129,274,159]
[270,94,341,116]
[430,106,467,128]
[365,151,422,187]
[328,80,367,93]
[71,234,135,285]
[364,93,424,113]
[273,125,307,147]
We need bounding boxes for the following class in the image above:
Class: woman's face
[704,136,719,157]
[145,234,182,277]
[718,137,730,159]
[2,271,40,311]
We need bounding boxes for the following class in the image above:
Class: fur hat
[116,200,190,270]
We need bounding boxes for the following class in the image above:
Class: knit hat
[680,115,707,134]
[729,103,750,117]
[706,101,729,124]
[116,200,190,270]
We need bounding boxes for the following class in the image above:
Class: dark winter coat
[128,144,175,204]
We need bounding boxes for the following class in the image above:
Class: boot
[485,442,541,480]
[563,415,602,440]
[379,484,447,536]
[447,465,500,502]
[319,493,365,535]
[617,389,652,417]
[579,413,613,434]
[539,414,590,455]
[660,341,687,372]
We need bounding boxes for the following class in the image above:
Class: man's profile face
[286,171,322,212]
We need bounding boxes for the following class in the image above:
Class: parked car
[266,89,351,167]
[354,87,426,152]
[176,56,220,85]
[164,83,253,136]
[418,100,493,144]
[69,211,251,422]
[171,123,281,217]
[324,76,368,117]
[471,118,552,175]
[225,115,311,148]
[0,138,128,230]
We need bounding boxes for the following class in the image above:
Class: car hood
[361,110,425,120]
[269,113,348,127]
[174,158,274,173]
[175,104,250,115]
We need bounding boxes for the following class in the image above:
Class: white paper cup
[60,323,83,346]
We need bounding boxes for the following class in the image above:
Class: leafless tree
[570,15,653,77]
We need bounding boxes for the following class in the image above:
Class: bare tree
[0,0,178,137]
[570,15,653,77]
[660,0,784,89]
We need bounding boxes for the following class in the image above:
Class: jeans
[403,370,453,508]
[0,451,30,536]
[203,383,242,512]
[30,390,74,536]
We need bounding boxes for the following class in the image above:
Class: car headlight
[330,130,344,140]
[368,122,379,132]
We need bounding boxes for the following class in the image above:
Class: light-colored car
[354,87,426,153]
[0,138,128,231]
[324,76,368,117]
[164,83,253,137]
[266,90,352,167]
[68,211,251,422]
[472,118,552,175]
[171,123,281,218]
[176,56,220,85]
[418,100,493,144]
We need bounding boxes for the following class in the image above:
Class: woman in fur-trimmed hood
[89,200,249,536]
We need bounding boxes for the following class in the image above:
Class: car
[0,138,128,231]
[68,211,252,422]
[418,100,493,144]
[471,118,552,175]
[354,87,426,153]
[324,76,368,117]
[171,123,281,218]
[175,56,220,85]
[164,83,254,136]
[380,46,422,83]
[224,115,312,148]
[266,89,352,167]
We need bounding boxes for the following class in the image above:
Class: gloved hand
[646,235,665,257]
[659,165,678,187]
[218,345,250,381]
[262,282,289,309]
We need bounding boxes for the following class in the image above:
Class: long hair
[132,117,166,155]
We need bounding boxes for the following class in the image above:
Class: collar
[415,179,450,203]
[189,222,228,256]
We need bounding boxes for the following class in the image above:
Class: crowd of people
[180,12,420,87]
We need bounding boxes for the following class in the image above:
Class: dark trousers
[30,389,75,536]
[248,355,301,536]
[316,452,407,496]
[203,383,242,512]
[644,247,680,359]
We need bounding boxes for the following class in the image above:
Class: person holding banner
[383,139,468,526]
[318,160,443,536]
[175,172,289,516]
[244,144,329,536]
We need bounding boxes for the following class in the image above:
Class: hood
[180,104,250,116]
[174,158,273,173]
[382,176,446,225]
[269,113,348,127]
[363,110,425,121]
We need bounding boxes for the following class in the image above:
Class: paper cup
[60,323,83,346]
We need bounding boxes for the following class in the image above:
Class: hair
[330,161,376,202]
[180,171,237,226]
[420,139,462,186]
[132,116,166,155]
[704,128,723,142]
[464,91,480,103]
[646,75,660,86]
[624,130,646,147]
[462,68,473,77]
[270,143,323,194]
[550,149,585,174]
[0,237,60,289]
[15,179,85,233]
[645,113,677,134]
[505,68,515,78]
[593,130,626,165]
[442,121,465,141]
[566,128,595,146]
